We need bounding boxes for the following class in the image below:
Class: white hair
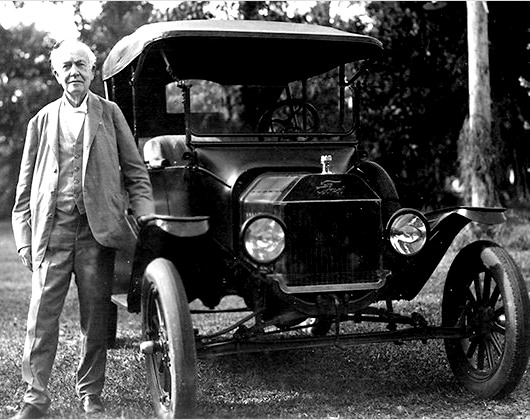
[50,39,97,71]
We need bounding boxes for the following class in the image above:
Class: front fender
[426,206,506,228]
[127,215,210,313]
[385,206,506,300]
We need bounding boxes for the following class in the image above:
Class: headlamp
[242,215,285,264]
[387,209,429,256]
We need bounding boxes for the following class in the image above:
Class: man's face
[53,46,94,103]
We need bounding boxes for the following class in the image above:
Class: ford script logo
[316,179,345,197]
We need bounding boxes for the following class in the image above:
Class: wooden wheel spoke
[155,303,167,339]
[494,305,505,318]
[474,275,483,303]
[466,336,480,359]
[489,332,505,356]
[466,287,477,305]
[488,285,501,307]
[477,340,486,370]
[482,272,492,303]
[491,322,506,335]
[484,339,497,370]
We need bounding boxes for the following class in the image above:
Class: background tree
[357,1,468,209]
[458,1,495,208]
[1,1,529,219]
[74,1,155,96]
[0,23,60,217]
[487,2,530,204]
[357,1,530,210]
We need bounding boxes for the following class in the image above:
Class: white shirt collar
[61,93,89,114]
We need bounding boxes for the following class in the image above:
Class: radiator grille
[278,200,384,292]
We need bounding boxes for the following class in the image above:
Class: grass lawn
[1,211,530,419]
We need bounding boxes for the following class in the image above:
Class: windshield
[165,64,357,141]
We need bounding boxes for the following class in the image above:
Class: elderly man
[12,40,154,418]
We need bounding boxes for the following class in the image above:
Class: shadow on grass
[108,336,141,350]
[194,340,465,418]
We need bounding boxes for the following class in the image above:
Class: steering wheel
[258,99,320,141]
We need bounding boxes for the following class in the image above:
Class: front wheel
[141,258,197,418]
[442,241,530,399]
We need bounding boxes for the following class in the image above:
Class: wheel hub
[470,305,495,337]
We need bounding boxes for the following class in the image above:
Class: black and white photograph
[1,1,530,418]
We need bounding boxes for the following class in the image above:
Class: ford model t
[102,20,530,417]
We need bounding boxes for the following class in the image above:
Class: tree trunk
[459,1,498,207]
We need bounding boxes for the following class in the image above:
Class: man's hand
[137,214,155,226]
[18,246,32,272]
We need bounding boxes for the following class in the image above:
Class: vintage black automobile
[102,20,530,418]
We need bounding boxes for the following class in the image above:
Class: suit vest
[56,120,86,214]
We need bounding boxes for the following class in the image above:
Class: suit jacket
[12,91,155,269]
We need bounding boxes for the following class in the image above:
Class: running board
[196,326,468,358]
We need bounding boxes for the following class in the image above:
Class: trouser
[21,208,115,412]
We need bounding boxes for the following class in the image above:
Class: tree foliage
[0,23,61,216]
[1,1,529,218]
[356,2,469,209]
[487,2,530,203]
[74,1,155,95]
[355,1,530,209]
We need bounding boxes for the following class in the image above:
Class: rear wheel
[442,241,530,398]
[141,258,197,418]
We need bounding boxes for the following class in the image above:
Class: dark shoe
[82,395,104,414]
[12,403,45,419]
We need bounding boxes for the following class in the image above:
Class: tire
[442,240,530,399]
[141,258,197,418]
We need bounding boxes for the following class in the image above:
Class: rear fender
[387,206,506,300]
